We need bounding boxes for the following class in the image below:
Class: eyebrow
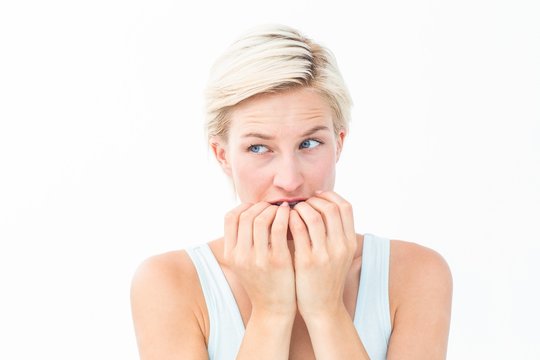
[241,125,331,140]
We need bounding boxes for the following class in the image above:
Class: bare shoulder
[387,240,453,359]
[131,250,201,300]
[130,250,209,360]
[390,239,452,290]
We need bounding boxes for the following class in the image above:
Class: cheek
[233,160,272,200]
[234,158,269,184]
[235,163,253,181]
[309,152,337,184]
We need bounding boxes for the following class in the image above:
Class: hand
[289,191,358,319]
[223,201,297,318]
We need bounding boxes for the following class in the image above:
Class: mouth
[271,200,304,208]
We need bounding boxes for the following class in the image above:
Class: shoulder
[131,249,199,293]
[130,249,209,359]
[387,239,453,358]
[131,250,202,313]
[130,249,207,325]
[389,239,453,298]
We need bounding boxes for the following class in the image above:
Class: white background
[1,0,539,358]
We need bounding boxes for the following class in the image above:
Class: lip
[269,198,307,207]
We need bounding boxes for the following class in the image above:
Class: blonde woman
[131,25,452,359]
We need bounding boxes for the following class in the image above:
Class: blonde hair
[204,24,352,142]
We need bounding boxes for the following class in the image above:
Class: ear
[210,136,232,177]
[335,129,346,162]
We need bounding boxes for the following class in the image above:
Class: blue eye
[248,144,269,154]
[300,139,322,149]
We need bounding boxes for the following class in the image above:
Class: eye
[248,144,270,154]
[300,139,322,149]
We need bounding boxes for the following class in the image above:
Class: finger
[289,209,311,256]
[314,191,356,243]
[224,202,253,258]
[253,204,279,260]
[236,202,272,255]
[270,201,290,255]
[292,201,327,253]
[305,196,346,247]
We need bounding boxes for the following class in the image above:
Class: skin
[130,87,453,359]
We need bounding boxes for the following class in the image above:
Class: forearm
[236,310,295,360]
[304,305,370,360]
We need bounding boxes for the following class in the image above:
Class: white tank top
[185,233,392,359]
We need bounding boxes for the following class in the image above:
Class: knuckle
[313,252,330,265]
[224,210,238,223]
[239,211,252,223]
[348,236,358,249]
[295,256,311,268]
[335,242,355,260]
[272,221,290,232]
[325,203,340,215]
[235,256,251,270]
[341,201,353,212]
[254,257,268,268]
[223,252,233,265]
[269,253,290,267]
[253,215,268,227]
[333,244,348,257]
[306,213,322,225]
[271,222,286,234]
[290,220,305,232]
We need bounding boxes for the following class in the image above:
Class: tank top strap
[353,233,392,360]
[185,244,245,359]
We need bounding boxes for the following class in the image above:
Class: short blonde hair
[205,24,352,142]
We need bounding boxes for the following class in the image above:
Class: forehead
[228,88,334,136]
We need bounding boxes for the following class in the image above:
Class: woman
[131,25,452,359]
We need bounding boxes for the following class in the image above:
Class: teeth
[273,201,301,206]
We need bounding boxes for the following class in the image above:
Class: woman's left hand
[289,190,358,320]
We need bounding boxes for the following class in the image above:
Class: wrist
[301,303,350,328]
[250,307,296,325]
[239,307,296,360]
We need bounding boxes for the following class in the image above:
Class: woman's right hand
[223,201,296,318]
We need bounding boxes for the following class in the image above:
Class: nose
[272,154,304,193]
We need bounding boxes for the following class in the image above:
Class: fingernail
[281,201,289,207]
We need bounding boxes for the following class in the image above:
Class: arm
[130,252,209,360]
[290,191,453,359]
[224,201,297,359]
[304,305,370,359]
[131,202,298,360]
[290,192,370,359]
[236,310,295,359]
[130,248,295,360]
[303,243,453,360]
[386,242,453,359]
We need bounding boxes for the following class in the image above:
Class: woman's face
[212,87,345,205]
